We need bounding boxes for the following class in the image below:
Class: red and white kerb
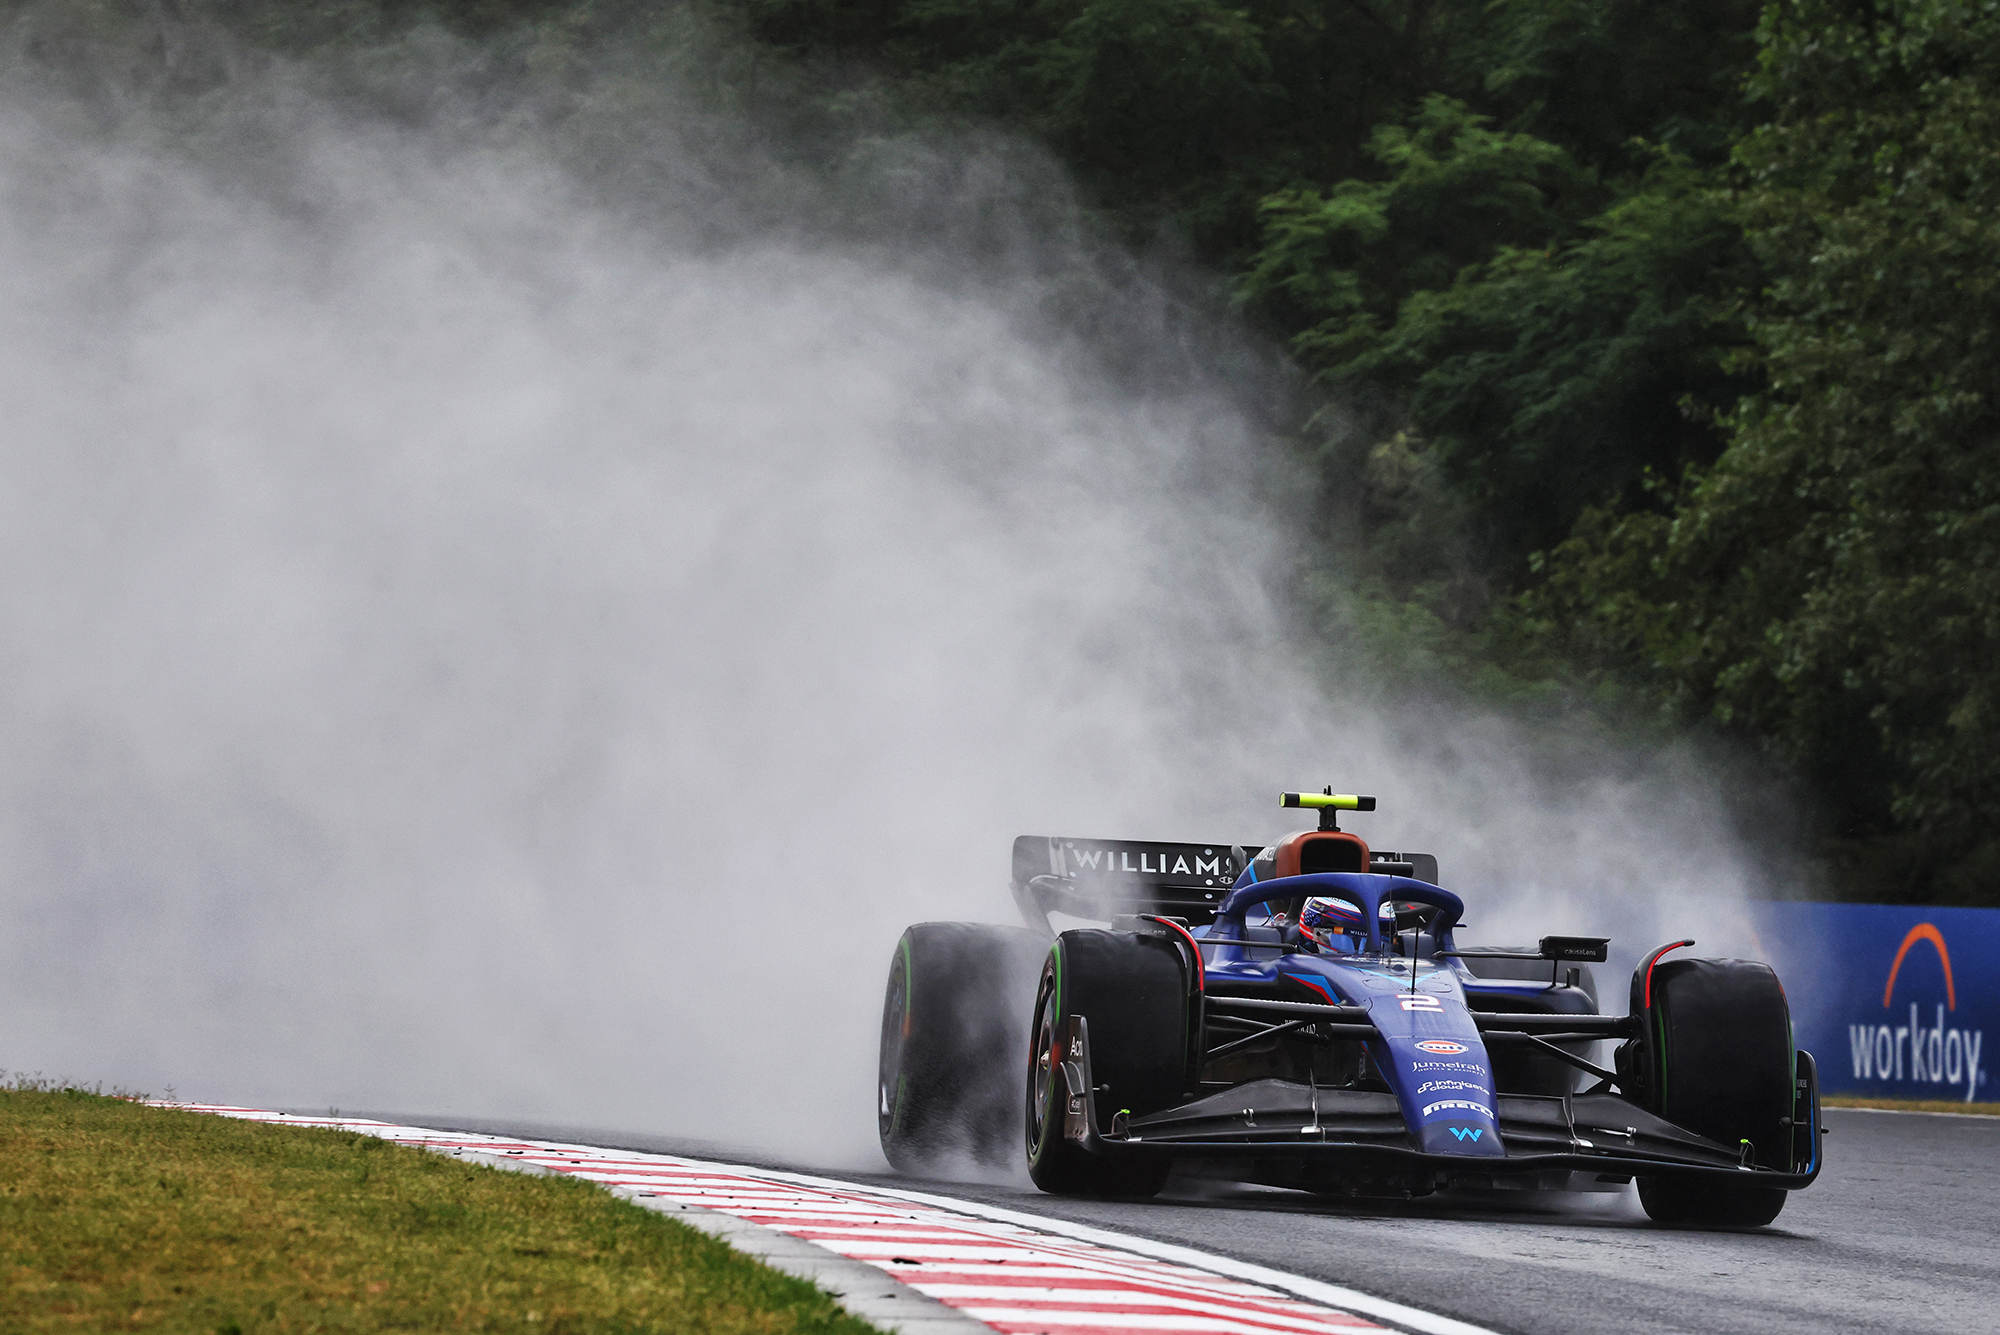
[161,1104,1388,1335]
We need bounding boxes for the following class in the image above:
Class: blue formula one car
[878,790,1824,1227]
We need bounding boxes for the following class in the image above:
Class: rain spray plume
[0,2,1779,1167]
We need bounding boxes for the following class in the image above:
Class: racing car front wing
[1053,1016,1824,1190]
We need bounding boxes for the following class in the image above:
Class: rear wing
[1009,835,1439,932]
[1010,836,1254,929]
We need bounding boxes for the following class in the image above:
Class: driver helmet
[1300,895,1393,951]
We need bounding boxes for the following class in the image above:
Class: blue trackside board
[1752,901,1998,1104]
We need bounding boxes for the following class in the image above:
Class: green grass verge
[0,1088,886,1334]
[1824,1095,2000,1115]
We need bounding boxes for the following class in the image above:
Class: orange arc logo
[1883,923,1956,1010]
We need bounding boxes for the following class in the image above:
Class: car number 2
[1398,993,1442,1011]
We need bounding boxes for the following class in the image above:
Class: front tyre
[1634,957,1794,1227]
[1637,1176,1787,1227]
[1025,930,1185,1198]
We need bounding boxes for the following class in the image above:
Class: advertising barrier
[1752,901,1997,1102]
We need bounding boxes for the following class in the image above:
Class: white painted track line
[1828,1105,2000,1120]
[154,1104,1500,1335]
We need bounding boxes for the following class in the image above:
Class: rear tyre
[1459,950,1599,1009]
[1634,957,1794,1227]
[1025,930,1185,1198]
[1461,953,1599,1096]
[878,922,1049,1174]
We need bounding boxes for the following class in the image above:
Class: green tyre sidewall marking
[1028,943,1067,1171]
[896,935,912,1134]
[1656,1008,1668,1105]
[886,935,913,1144]
[1053,939,1064,1019]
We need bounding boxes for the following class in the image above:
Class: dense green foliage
[9,0,1995,901]
[1536,0,2000,902]
[719,0,2000,902]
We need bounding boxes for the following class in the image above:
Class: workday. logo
[1848,923,1985,1102]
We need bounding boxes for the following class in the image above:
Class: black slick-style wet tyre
[878,922,1049,1174]
[1637,1176,1787,1227]
[1025,929,1187,1198]
[1633,957,1793,1227]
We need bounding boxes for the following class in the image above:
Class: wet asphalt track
[393,1106,1999,1335]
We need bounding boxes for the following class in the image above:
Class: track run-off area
[172,1104,1999,1335]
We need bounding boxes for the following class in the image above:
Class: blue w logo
[1449,1127,1483,1142]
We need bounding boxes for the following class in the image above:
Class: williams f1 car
[878,790,1823,1226]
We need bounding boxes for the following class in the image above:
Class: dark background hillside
[24,0,1997,905]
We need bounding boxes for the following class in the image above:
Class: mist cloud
[0,8,1777,1166]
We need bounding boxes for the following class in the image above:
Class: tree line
[716,0,2000,906]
